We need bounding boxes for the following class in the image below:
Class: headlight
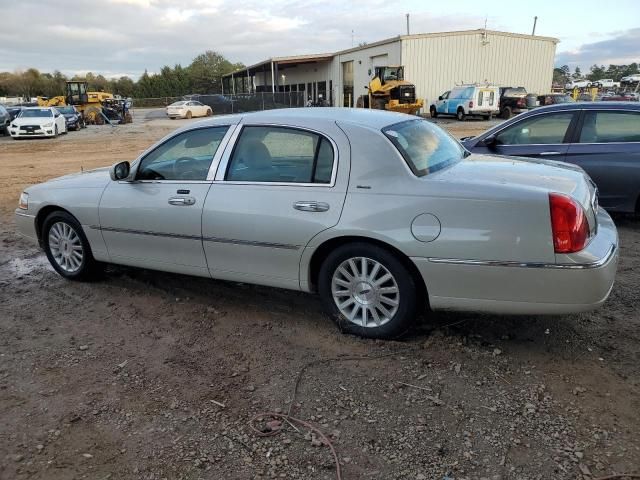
[44,122,53,127]
[18,192,29,210]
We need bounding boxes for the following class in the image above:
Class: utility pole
[406,13,410,35]
[532,16,538,36]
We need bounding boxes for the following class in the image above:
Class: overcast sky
[0,0,638,78]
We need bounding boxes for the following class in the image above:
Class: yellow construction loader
[357,66,423,115]
[37,81,131,124]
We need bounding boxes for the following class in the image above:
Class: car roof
[190,107,414,130]
[525,102,640,112]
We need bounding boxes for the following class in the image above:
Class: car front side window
[495,112,575,145]
[225,126,335,184]
[579,111,640,143]
[136,126,229,181]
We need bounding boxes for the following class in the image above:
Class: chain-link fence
[131,92,310,113]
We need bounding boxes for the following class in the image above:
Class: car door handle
[293,201,329,212]
[168,196,196,206]
[539,151,562,156]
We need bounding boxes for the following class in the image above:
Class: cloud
[0,0,490,79]
[556,28,640,69]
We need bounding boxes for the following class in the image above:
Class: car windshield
[383,119,465,176]
[170,101,187,107]
[19,109,52,118]
[57,106,75,113]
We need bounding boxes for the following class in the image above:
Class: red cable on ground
[249,412,342,480]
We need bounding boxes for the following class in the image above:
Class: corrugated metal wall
[401,31,557,108]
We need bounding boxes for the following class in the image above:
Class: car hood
[30,167,112,190]
[435,153,596,213]
[11,116,54,126]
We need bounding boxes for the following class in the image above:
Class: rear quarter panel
[303,122,556,277]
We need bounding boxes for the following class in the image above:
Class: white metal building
[222,29,559,109]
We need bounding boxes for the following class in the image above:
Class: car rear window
[383,119,465,177]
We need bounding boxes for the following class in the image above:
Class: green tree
[188,51,244,94]
[572,66,582,79]
[587,64,606,81]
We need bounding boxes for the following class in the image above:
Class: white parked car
[621,74,640,84]
[166,100,212,119]
[14,109,618,339]
[565,79,591,90]
[8,107,67,139]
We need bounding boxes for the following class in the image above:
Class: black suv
[498,87,530,119]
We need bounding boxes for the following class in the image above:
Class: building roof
[223,29,560,78]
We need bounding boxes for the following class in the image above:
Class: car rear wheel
[501,106,512,119]
[206,109,212,116]
[186,111,192,119]
[318,243,417,339]
[456,108,465,121]
[42,211,101,281]
[430,106,438,118]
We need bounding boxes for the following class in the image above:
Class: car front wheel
[318,243,417,339]
[42,211,100,281]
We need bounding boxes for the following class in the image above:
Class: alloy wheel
[48,221,84,273]
[331,256,400,328]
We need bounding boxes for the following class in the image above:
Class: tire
[430,106,438,118]
[456,108,465,121]
[53,125,58,138]
[42,211,101,281]
[206,109,212,116]
[373,98,387,110]
[501,106,512,119]
[186,110,192,119]
[318,242,418,339]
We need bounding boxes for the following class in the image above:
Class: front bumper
[9,127,55,138]
[413,208,618,315]
[15,211,38,243]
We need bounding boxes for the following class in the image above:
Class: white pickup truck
[592,78,620,88]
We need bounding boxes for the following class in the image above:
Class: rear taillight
[549,193,589,253]
[469,101,474,108]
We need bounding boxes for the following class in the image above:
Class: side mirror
[438,96,443,101]
[110,161,131,181]
[55,113,61,117]
[483,135,497,148]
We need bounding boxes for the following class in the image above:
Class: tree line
[553,63,639,85]
[0,51,244,99]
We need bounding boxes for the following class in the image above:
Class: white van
[430,84,500,121]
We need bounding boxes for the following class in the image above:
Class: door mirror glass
[110,161,131,181]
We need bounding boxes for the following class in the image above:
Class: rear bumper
[413,208,618,315]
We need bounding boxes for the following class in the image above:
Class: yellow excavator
[37,81,131,124]
[357,66,423,115]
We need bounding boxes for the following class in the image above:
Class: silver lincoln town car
[15,108,618,338]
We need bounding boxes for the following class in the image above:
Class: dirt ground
[0,110,638,480]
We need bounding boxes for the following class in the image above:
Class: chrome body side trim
[89,225,299,250]
[202,236,300,250]
[428,244,616,270]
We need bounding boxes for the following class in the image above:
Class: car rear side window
[137,126,229,181]
[579,111,640,143]
[225,126,335,184]
[495,112,574,145]
[383,119,464,176]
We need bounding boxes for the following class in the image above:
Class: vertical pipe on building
[271,61,275,94]
[406,13,410,35]
[532,16,538,36]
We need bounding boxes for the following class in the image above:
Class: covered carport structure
[222,53,333,101]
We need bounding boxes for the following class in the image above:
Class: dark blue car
[461,102,640,213]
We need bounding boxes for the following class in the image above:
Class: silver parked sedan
[15,108,618,338]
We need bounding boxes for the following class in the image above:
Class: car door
[98,125,234,276]
[437,92,449,114]
[202,122,349,290]
[565,109,640,211]
[476,110,578,160]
